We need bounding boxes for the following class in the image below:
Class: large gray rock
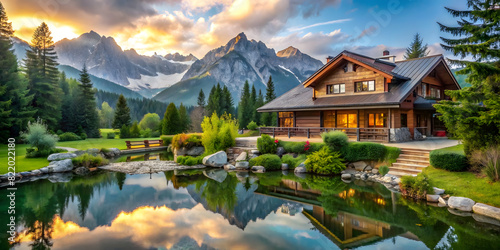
[276,147,286,157]
[235,161,249,170]
[352,161,367,171]
[202,151,227,167]
[294,166,306,173]
[438,197,448,207]
[426,194,440,202]
[103,148,121,158]
[472,203,500,221]
[251,165,265,173]
[224,164,236,171]
[281,163,289,170]
[187,147,205,156]
[341,174,352,179]
[390,127,412,142]
[235,152,247,162]
[433,187,445,195]
[74,167,90,175]
[448,196,475,212]
[203,169,228,183]
[47,153,77,161]
[31,170,41,176]
[47,159,74,173]
[48,172,73,183]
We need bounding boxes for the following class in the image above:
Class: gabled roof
[258,51,459,112]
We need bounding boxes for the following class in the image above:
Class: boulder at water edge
[187,147,205,156]
[47,153,77,161]
[235,161,249,170]
[281,163,289,170]
[448,196,475,212]
[294,166,306,173]
[47,159,74,173]
[473,203,500,221]
[235,152,247,162]
[251,166,265,173]
[202,151,227,167]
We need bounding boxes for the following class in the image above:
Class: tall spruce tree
[0,2,34,139]
[222,85,233,115]
[24,22,62,130]
[250,85,257,122]
[238,81,252,129]
[112,94,131,129]
[206,84,220,116]
[178,103,190,132]
[435,0,500,155]
[253,90,264,124]
[217,83,225,116]
[60,73,76,132]
[404,33,430,59]
[261,76,277,126]
[162,103,181,135]
[77,65,99,137]
[197,89,206,107]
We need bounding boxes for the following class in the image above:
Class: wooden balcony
[259,127,391,142]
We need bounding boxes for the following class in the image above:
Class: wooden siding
[315,65,385,98]
[295,111,321,127]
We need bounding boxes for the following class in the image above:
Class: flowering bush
[304,141,310,152]
[257,134,278,154]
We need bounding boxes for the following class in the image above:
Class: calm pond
[1,167,500,249]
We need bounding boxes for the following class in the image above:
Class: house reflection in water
[256,178,405,249]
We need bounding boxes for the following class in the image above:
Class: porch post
[387,108,392,143]
[356,129,360,141]
[288,128,291,138]
[307,128,310,139]
[272,127,275,138]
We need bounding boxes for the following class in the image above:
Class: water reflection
[1,170,499,250]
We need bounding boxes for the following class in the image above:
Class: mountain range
[12,31,324,105]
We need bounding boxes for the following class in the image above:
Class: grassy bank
[0,144,51,174]
[424,144,500,207]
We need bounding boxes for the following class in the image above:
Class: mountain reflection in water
[1,169,499,250]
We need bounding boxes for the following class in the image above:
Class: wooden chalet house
[257,50,460,142]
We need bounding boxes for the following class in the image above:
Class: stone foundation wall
[389,128,412,142]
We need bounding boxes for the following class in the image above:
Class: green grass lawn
[424,144,500,207]
[57,137,160,150]
[0,144,51,174]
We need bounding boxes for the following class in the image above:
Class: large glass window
[326,83,345,94]
[421,83,427,97]
[368,113,386,127]
[323,111,335,127]
[355,80,375,92]
[401,114,408,128]
[430,87,441,99]
[279,112,294,127]
[337,113,357,128]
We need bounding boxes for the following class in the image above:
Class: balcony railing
[259,127,391,142]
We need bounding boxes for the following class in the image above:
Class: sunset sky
[3,0,467,60]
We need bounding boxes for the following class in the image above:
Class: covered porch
[259,108,439,143]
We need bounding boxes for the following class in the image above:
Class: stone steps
[389,148,432,177]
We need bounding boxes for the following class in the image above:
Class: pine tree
[0,2,34,139]
[60,74,76,132]
[261,76,277,126]
[237,81,252,129]
[197,89,206,107]
[404,33,430,59]
[217,83,225,116]
[250,85,257,125]
[129,121,141,138]
[162,103,181,135]
[253,90,264,124]
[178,103,190,132]
[434,0,500,155]
[112,94,131,129]
[222,85,233,115]
[206,85,220,116]
[77,65,100,137]
[24,22,62,130]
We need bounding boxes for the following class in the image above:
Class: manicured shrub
[249,154,282,171]
[120,125,131,139]
[257,134,278,154]
[278,141,324,154]
[201,113,238,154]
[399,173,432,199]
[305,146,346,175]
[384,146,401,164]
[322,131,349,152]
[343,142,386,162]
[281,154,307,169]
[21,119,58,152]
[172,134,203,150]
[471,146,500,181]
[151,130,161,137]
[58,132,82,141]
[72,153,109,168]
[80,132,87,140]
[379,165,389,176]
[161,135,174,145]
[247,121,258,130]
[130,121,141,138]
[26,148,65,158]
[107,132,116,139]
[140,128,152,138]
[430,151,468,171]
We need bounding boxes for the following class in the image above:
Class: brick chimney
[326,56,333,63]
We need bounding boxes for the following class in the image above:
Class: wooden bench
[125,140,163,149]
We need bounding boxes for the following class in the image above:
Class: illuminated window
[368,113,386,127]
[338,113,357,128]
[323,111,335,127]
[326,83,345,94]
[355,80,375,92]
[279,112,294,127]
